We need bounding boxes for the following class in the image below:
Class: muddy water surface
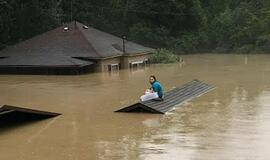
[0,54,270,160]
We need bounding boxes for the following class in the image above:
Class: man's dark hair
[150,75,156,81]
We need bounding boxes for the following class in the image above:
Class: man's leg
[153,97,164,101]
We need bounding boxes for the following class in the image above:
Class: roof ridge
[75,22,103,58]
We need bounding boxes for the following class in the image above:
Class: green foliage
[129,23,170,47]
[172,32,200,53]
[0,0,60,47]
[1,0,270,54]
[206,1,270,52]
[149,48,179,64]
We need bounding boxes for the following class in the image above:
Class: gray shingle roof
[0,22,99,59]
[76,22,154,58]
[0,21,154,60]
[0,21,153,74]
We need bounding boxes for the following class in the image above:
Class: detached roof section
[0,105,60,127]
[0,21,154,74]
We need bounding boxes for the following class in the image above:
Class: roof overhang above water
[0,105,61,125]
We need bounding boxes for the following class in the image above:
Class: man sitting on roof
[140,75,164,101]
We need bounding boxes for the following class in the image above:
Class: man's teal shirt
[151,81,164,98]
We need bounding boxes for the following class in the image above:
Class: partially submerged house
[0,21,154,74]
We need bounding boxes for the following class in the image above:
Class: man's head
[149,75,156,84]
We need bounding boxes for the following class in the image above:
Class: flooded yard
[0,54,270,160]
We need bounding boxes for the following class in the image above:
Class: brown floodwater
[0,54,270,160]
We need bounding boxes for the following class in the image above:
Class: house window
[144,58,149,64]
[108,63,119,72]
[130,61,145,69]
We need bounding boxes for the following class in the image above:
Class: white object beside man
[140,90,159,102]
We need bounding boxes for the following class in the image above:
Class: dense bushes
[205,2,270,53]
[149,48,180,64]
[1,0,270,54]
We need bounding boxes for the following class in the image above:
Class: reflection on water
[0,54,270,160]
